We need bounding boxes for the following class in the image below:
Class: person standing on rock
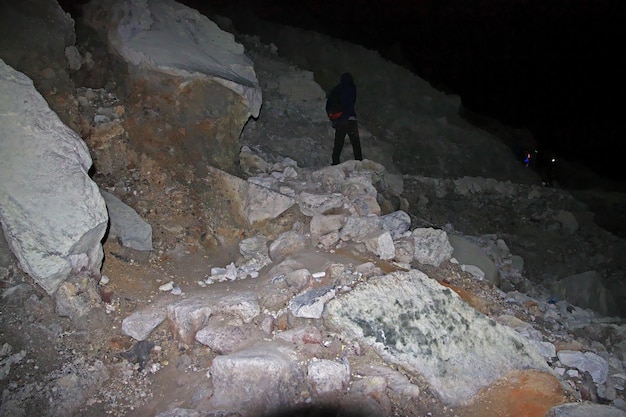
[326,72,363,165]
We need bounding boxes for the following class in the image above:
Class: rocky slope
[1,1,626,417]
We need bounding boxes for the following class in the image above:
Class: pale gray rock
[298,192,345,217]
[289,286,336,319]
[449,234,499,285]
[460,264,486,280]
[205,167,294,224]
[0,60,108,295]
[155,409,201,417]
[238,235,269,259]
[325,269,549,405]
[122,307,167,341]
[285,269,312,291]
[353,363,421,400]
[166,296,213,345]
[213,293,261,324]
[551,270,618,317]
[100,190,152,251]
[310,214,346,238]
[380,210,411,239]
[91,0,260,116]
[210,342,305,414]
[393,237,415,264]
[533,340,557,361]
[269,231,310,263]
[245,180,296,224]
[412,228,453,267]
[352,194,382,216]
[307,359,350,396]
[339,216,383,242]
[546,402,626,417]
[318,231,340,248]
[557,350,609,384]
[363,230,395,260]
[275,326,323,346]
[195,321,263,354]
[0,346,25,381]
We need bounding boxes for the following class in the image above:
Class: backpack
[326,88,343,121]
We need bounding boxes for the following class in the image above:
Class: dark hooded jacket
[326,72,357,121]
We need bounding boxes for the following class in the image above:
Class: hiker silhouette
[326,72,363,165]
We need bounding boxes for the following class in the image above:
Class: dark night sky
[202,0,626,183]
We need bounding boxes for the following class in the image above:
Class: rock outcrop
[0,60,108,295]
[82,0,262,174]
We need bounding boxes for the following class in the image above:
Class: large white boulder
[83,0,263,173]
[325,269,550,406]
[0,60,108,294]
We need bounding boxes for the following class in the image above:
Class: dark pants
[332,120,362,165]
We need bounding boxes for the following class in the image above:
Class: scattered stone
[285,269,312,291]
[310,214,345,238]
[275,326,323,346]
[339,216,383,242]
[122,307,167,341]
[557,350,609,384]
[307,358,350,396]
[363,230,396,260]
[238,235,269,259]
[167,297,213,345]
[380,210,411,239]
[210,342,305,414]
[289,286,336,319]
[546,402,626,417]
[269,231,310,262]
[0,345,26,380]
[298,192,345,217]
[101,190,153,251]
[155,408,202,417]
[213,293,261,323]
[551,271,618,317]
[412,228,454,267]
[449,234,499,285]
[195,321,263,354]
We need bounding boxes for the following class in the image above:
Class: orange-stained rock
[457,369,571,417]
